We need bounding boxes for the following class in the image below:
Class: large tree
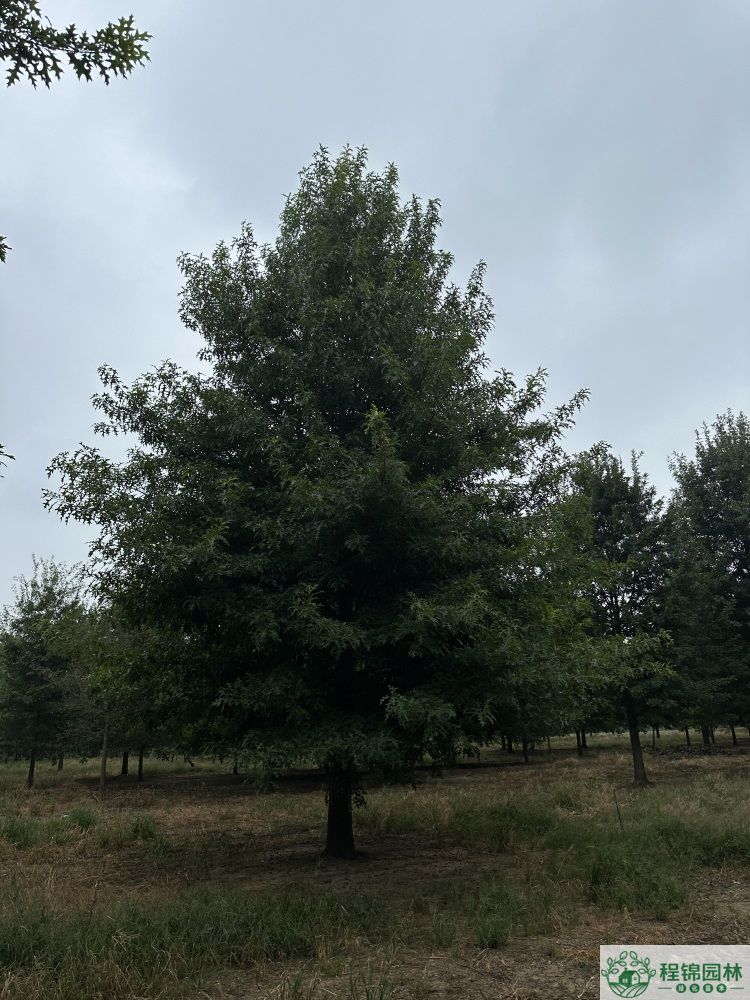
[47,148,584,856]
[1,0,150,262]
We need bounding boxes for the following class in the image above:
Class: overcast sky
[1,0,748,605]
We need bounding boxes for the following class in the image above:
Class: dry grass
[1,732,750,999]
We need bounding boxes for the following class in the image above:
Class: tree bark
[685,727,691,747]
[506,736,514,753]
[57,753,63,771]
[710,727,716,744]
[323,766,356,859]
[731,724,738,746]
[701,726,711,747]
[121,750,129,776]
[26,749,36,789]
[547,735,552,754]
[575,730,583,756]
[624,691,649,786]
[521,736,529,763]
[138,745,145,781]
[100,713,109,793]
[580,730,588,750]
[656,725,660,738]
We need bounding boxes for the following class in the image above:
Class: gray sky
[1,0,748,605]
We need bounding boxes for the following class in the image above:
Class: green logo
[602,951,656,998]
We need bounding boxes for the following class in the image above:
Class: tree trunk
[685,727,691,747]
[323,766,356,859]
[26,749,36,789]
[701,726,711,747]
[575,730,583,756]
[580,730,588,750]
[506,736,514,753]
[521,736,529,763]
[232,752,238,776]
[624,691,649,787]
[100,713,109,793]
[710,727,716,744]
[57,753,63,771]
[656,725,660,738]
[547,735,552,754]
[138,745,145,781]
[651,726,656,750]
[121,750,129,776]
[500,735,507,752]
[731,724,738,746]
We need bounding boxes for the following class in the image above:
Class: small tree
[572,446,670,786]
[48,148,585,856]
[668,412,750,738]
[0,559,85,786]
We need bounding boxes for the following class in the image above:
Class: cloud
[1,0,748,602]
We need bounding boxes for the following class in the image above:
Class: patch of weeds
[471,881,521,947]
[0,814,69,849]
[550,784,587,812]
[144,834,171,863]
[572,835,688,919]
[96,812,160,849]
[428,907,457,948]
[471,871,560,948]
[269,974,320,1000]
[67,808,97,831]
[348,963,395,1000]
[129,814,157,840]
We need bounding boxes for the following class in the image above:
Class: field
[2,732,750,1000]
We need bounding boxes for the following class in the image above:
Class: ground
[1,730,749,1000]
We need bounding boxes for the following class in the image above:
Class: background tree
[1,0,150,262]
[47,147,585,857]
[572,445,671,786]
[0,558,85,786]
[668,411,750,740]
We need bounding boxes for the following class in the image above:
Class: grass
[0,736,749,996]
[0,886,398,1000]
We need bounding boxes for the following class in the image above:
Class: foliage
[0,1,150,87]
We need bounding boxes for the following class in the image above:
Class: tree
[668,411,750,736]
[0,443,12,473]
[47,147,585,856]
[0,558,85,786]
[491,483,599,758]
[1,1,150,261]
[572,446,670,786]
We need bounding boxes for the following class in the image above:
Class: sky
[1,0,748,605]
